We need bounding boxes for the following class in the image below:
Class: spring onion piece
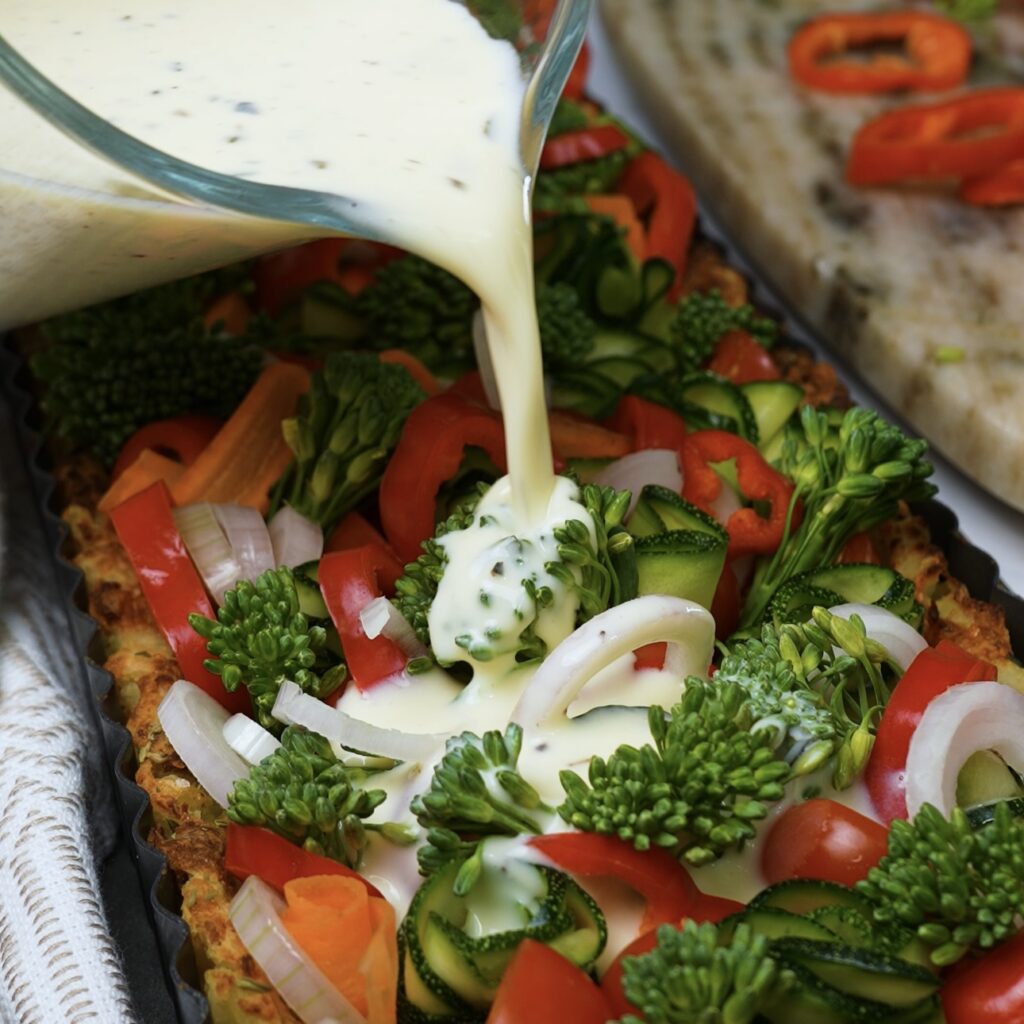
[269,505,324,569]
[272,680,445,764]
[214,503,275,582]
[223,713,281,766]
[359,597,429,658]
[173,502,243,605]
[828,603,928,671]
[905,680,1024,818]
[157,680,250,807]
[511,595,715,729]
[229,875,364,1024]
[596,450,681,516]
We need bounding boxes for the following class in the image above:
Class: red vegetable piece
[865,640,996,823]
[710,560,741,641]
[486,939,612,1024]
[960,157,1024,207]
[379,391,507,563]
[319,546,409,691]
[680,430,798,559]
[706,330,780,385]
[109,481,249,713]
[605,395,688,453]
[540,124,630,171]
[325,512,404,594]
[112,413,222,480]
[528,833,700,934]
[788,12,971,95]
[224,824,382,899]
[761,799,889,887]
[838,531,882,566]
[617,152,697,299]
[846,87,1024,187]
[633,642,667,671]
[941,929,1024,1024]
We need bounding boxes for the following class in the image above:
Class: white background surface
[586,6,1024,598]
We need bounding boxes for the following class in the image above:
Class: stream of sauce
[4,0,878,965]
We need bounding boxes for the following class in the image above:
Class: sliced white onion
[214,503,276,582]
[174,503,243,605]
[597,450,682,517]
[269,505,324,569]
[273,681,445,764]
[223,714,281,766]
[905,680,1024,818]
[511,595,716,729]
[359,597,429,658]
[472,310,501,412]
[827,603,928,672]
[157,680,250,807]
[229,876,364,1024]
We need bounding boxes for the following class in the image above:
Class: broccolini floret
[857,802,1024,966]
[740,406,936,628]
[546,482,636,623]
[619,921,792,1024]
[668,289,778,374]
[392,498,481,653]
[718,608,906,788]
[32,272,263,465]
[559,680,792,866]
[537,281,596,372]
[227,726,409,868]
[412,723,552,892]
[268,351,424,532]
[189,567,345,731]
[350,254,479,375]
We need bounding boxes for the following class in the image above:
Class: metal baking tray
[3,213,1022,1024]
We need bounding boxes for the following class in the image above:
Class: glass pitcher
[0,0,588,329]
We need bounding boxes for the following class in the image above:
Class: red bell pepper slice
[604,395,688,453]
[616,152,697,300]
[710,558,741,641]
[225,823,382,899]
[109,481,249,713]
[112,413,222,480]
[252,238,402,315]
[600,893,744,1017]
[788,12,971,95]
[379,392,507,563]
[847,88,1024,187]
[960,157,1024,207]
[865,640,996,823]
[706,330,781,385]
[325,512,404,594]
[540,124,631,171]
[487,939,612,1024]
[680,430,798,559]
[528,833,701,935]
[838,531,882,566]
[319,546,408,691]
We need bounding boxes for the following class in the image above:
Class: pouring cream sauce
[5,0,880,962]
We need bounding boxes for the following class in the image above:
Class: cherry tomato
[761,799,889,887]
[941,930,1024,1023]
[865,641,995,822]
[487,940,612,1024]
[838,531,882,565]
[706,330,780,384]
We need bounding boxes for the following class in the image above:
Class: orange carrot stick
[549,409,632,460]
[171,361,310,512]
[98,449,186,514]
[583,194,646,262]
